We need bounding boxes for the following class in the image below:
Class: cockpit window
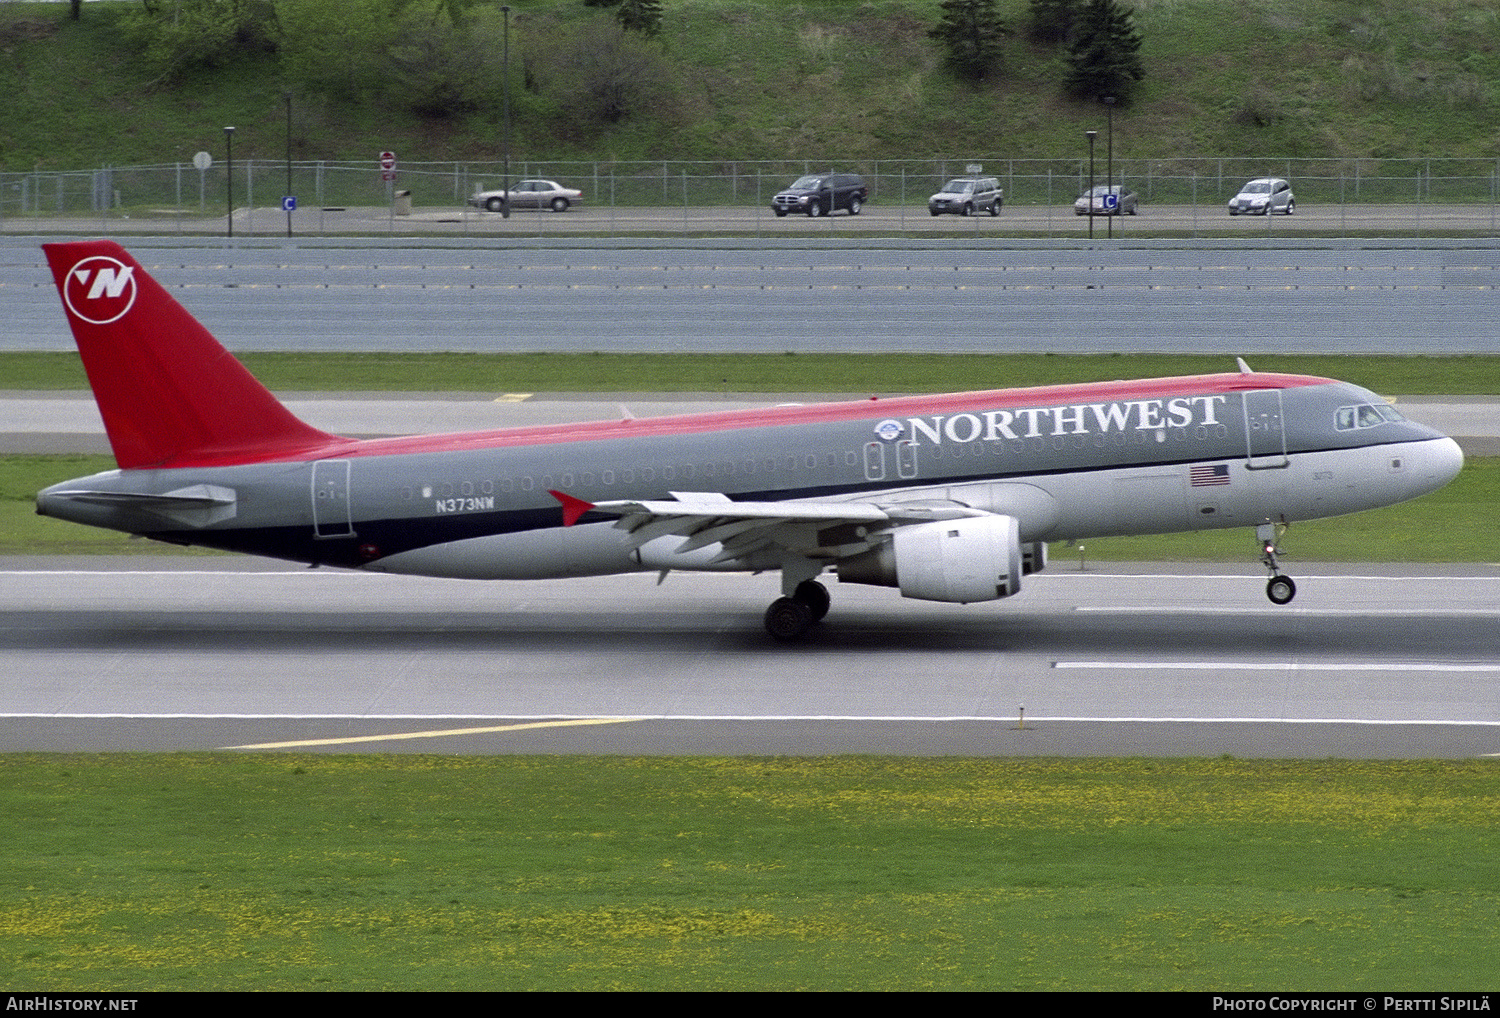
[1336,403,1406,431]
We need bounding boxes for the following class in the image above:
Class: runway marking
[7,712,1500,727]
[155,281,1500,294]
[1055,661,1500,673]
[219,716,645,750]
[1046,573,1499,581]
[7,569,1496,586]
[1073,606,1500,616]
[0,569,358,576]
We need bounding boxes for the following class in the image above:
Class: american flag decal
[1191,463,1231,486]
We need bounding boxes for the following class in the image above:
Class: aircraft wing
[550,489,985,565]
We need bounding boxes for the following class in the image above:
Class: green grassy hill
[1,1,1497,172]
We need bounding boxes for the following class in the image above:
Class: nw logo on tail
[64,256,138,324]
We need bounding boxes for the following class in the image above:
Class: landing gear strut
[764,579,830,641]
[1258,521,1297,605]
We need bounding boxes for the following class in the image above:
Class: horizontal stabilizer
[44,484,237,527]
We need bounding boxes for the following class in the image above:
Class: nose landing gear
[1266,573,1297,606]
[1258,521,1297,605]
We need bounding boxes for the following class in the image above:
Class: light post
[501,5,511,219]
[1104,95,1116,238]
[224,126,235,238]
[1085,130,1096,240]
[283,92,293,238]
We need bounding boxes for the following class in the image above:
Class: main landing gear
[1258,521,1297,605]
[764,580,831,641]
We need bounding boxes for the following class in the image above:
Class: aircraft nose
[1417,436,1465,494]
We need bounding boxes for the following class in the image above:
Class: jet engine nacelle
[839,514,1024,603]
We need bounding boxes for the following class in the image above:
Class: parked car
[928,177,1003,217]
[468,179,583,213]
[1228,177,1294,215]
[1074,185,1139,216]
[770,172,868,217]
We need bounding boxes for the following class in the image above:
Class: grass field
[5,350,1500,395]
[1,754,1497,991]
[4,2,1499,169]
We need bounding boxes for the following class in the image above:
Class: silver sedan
[469,179,584,213]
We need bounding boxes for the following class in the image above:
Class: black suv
[770,172,869,217]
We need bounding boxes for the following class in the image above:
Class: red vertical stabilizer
[42,241,340,469]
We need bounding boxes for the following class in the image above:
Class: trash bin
[393,189,412,216]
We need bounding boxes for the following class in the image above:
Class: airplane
[35,240,1465,640]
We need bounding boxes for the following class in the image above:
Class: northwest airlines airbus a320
[37,240,1464,640]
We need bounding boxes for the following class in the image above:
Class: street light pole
[224,126,235,239]
[283,92,293,238]
[1085,130,1096,240]
[501,5,511,220]
[1104,96,1116,239]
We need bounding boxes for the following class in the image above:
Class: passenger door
[1243,390,1290,470]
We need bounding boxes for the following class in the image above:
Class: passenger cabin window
[1336,403,1406,431]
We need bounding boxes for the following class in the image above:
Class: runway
[3,559,1497,758]
[5,237,1496,758]
[6,239,1500,354]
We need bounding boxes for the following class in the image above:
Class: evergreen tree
[584,0,662,37]
[616,0,663,37]
[1064,0,1144,104]
[928,0,1008,82]
[1026,0,1081,46]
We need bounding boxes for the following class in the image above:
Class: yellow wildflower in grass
[1,754,1497,989]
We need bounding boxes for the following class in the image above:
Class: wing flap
[546,490,998,569]
[549,490,896,566]
[595,495,891,522]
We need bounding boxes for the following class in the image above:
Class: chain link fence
[6,157,1499,235]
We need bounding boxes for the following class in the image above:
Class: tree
[928,0,1008,82]
[1026,0,1081,46]
[118,0,279,83]
[279,0,505,116]
[1064,0,1145,104]
[386,7,507,117]
[615,0,663,37]
[583,0,663,38]
[528,16,674,129]
[277,0,397,105]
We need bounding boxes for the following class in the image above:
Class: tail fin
[42,241,339,469]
